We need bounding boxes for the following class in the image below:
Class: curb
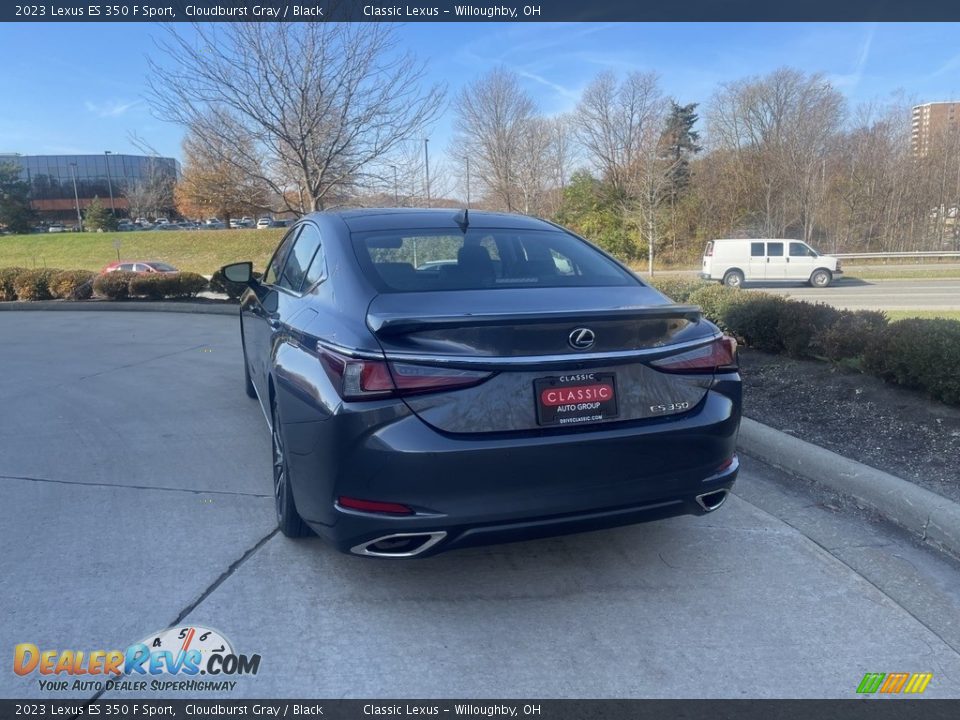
[0,301,238,316]
[738,416,960,559]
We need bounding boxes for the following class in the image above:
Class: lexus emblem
[568,327,596,350]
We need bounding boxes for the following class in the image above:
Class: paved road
[2,312,960,699]
[745,278,960,311]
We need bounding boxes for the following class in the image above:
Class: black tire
[723,270,744,288]
[810,269,832,288]
[271,397,311,538]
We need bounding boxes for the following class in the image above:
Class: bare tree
[452,67,536,212]
[572,71,666,200]
[147,23,445,213]
[124,132,176,219]
[706,68,844,241]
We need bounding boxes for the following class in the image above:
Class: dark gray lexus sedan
[221,208,741,557]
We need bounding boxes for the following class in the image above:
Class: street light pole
[390,165,399,205]
[69,163,83,231]
[465,156,471,209]
[104,151,115,215]
[424,138,430,207]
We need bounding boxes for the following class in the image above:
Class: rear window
[353,229,636,292]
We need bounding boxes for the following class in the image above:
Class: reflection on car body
[222,208,742,558]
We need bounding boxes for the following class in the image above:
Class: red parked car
[101,261,179,274]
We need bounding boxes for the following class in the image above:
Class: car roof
[711,238,803,242]
[310,207,556,233]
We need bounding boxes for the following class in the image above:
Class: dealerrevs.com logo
[14,625,261,693]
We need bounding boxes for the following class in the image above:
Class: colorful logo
[856,672,933,695]
[13,625,260,693]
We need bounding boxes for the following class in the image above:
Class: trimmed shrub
[13,268,61,301]
[49,270,96,300]
[0,267,28,301]
[687,284,750,331]
[174,272,208,297]
[815,310,888,362]
[775,302,842,358]
[862,318,960,405]
[93,270,138,300]
[720,294,789,352]
[648,277,706,304]
[129,274,175,300]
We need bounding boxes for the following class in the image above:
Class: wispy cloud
[515,69,580,101]
[934,52,960,77]
[84,99,141,118]
[828,23,875,89]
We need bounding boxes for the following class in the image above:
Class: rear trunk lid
[366,287,721,435]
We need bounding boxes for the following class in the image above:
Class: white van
[701,239,842,288]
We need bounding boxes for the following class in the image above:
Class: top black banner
[5,0,960,23]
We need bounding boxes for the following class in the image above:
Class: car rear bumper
[280,375,742,557]
[338,460,737,557]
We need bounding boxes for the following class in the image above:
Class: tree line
[146,25,959,262]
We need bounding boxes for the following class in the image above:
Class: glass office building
[0,153,180,222]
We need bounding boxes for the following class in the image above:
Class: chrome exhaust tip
[695,489,729,513]
[350,531,447,558]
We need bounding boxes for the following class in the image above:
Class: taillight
[651,336,738,374]
[319,348,492,401]
[390,362,491,393]
[705,242,714,257]
[338,496,413,515]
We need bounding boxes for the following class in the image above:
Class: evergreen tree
[84,196,116,232]
[659,102,702,198]
[556,171,637,259]
[0,162,37,234]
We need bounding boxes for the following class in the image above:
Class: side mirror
[222,261,254,284]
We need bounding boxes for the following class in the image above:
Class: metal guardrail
[832,251,960,259]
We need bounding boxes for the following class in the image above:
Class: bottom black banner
[1,700,959,720]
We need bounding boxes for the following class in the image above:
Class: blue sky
[1,22,959,163]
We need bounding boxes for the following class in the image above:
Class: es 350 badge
[13,625,261,693]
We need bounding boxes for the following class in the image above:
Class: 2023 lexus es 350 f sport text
[221,208,742,558]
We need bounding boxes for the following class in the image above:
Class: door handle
[766,257,770,263]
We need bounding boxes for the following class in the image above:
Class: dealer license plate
[534,373,618,427]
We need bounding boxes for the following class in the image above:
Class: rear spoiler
[368,305,703,336]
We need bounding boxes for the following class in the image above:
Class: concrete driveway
[1,311,959,699]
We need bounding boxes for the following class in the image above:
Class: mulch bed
[740,350,960,503]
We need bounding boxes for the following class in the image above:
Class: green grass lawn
[885,309,960,322]
[0,229,285,275]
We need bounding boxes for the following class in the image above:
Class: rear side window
[353,229,635,292]
[301,229,327,290]
[278,224,323,293]
[264,226,301,285]
[750,242,765,257]
[767,242,784,257]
